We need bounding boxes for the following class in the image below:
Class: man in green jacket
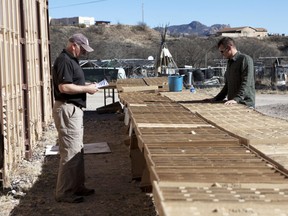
[206,37,255,108]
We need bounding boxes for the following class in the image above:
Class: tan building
[217,26,268,38]
[50,16,95,26]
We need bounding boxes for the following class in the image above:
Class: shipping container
[0,0,52,187]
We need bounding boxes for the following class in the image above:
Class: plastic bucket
[168,75,183,92]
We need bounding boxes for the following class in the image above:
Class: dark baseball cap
[69,33,94,52]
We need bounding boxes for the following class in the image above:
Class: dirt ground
[1,91,288,216]
[0,111,157,216]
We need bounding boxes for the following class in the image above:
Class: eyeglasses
[220,48,227,53]
[219,47,228,54]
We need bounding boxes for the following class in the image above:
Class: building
[50,16,95,26]
[95,21,111,26]
[217,26,268,38]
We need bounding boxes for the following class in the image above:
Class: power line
[49,0,108,9]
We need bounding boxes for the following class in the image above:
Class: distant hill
[49,23,287,69]
[154,21,230,36]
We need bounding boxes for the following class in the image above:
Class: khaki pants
[53,101,85,198]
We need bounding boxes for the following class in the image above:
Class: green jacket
[214,52,255,107]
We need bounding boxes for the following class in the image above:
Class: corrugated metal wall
[0,0,52,187]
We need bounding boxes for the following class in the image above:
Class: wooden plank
[136,123,213,128]
[152,181,288,216]
[157,201,288,216]
[121,85,159,92]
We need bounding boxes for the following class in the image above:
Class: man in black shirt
[52,33,98,203]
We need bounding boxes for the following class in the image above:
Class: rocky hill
[49,24,162,63]
[49,23,288,69]
[49,21,230,63]
[155,21,230,36]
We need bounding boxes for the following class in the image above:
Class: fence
[0,0,52,187]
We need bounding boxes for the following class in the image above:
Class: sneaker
[55,195,84,203]
[74,187,95,196]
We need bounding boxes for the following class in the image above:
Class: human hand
[86,83,98,94]
[224,99,237,105]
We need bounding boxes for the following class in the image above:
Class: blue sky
[49,0,288,35]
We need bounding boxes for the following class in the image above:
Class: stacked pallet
[163,91,288,172]
[117,77,169,93]
[118,78,288,215]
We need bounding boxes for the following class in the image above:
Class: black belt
[68,102,84,109]
[57,100,84,109]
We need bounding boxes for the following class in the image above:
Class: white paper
[96,79,109,88]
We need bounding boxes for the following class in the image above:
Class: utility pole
[142,3,144,23]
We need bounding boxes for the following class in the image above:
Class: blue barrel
[168,75,183,92]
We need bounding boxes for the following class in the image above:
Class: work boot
[55,194,84,203]
[74,187,95,196]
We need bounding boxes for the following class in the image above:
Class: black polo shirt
[53,49,86,108]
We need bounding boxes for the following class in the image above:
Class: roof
[218,26,267,33]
